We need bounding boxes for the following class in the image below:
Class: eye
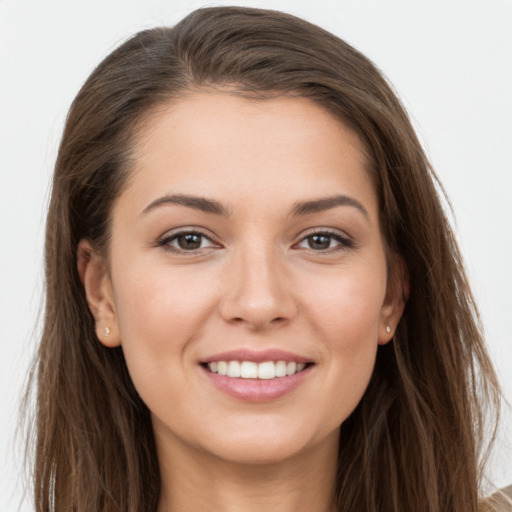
[158,229,218,253]
[296,230,353,252]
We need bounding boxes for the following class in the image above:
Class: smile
[205,360,308,379]
[200,349,314,401]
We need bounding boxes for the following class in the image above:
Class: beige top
[481,485,512,511]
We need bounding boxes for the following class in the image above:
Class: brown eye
[296,230,353,252]
[176,233,203,250]
[159,230,217,253]
[307,234,332,250]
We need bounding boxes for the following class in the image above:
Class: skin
[79,92,406,512]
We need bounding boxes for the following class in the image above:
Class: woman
[30,6,505,511]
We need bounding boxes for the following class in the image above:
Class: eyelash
[157,228,354,254]
[294,229,354,253]
[157,228,219,254]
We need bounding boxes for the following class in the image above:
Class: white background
[1,0,511,509]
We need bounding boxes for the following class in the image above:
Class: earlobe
[378,256,409,345]
[77,240,121,348]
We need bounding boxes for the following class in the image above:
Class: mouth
[201,360,312,380]
[199,350,314,401]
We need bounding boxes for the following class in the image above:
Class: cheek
[300,265,386,422]
[322,281,382,372]
[113,259,217,341]
[304,264,387,345]
[110,259,219,393]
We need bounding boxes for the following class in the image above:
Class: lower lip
[202,365,313,402]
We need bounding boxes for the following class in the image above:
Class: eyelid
[155,226,354,254]
[157,226,221,253]
[293,227,354,251]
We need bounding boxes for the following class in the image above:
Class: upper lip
[201,348,312,364]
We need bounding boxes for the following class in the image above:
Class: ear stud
[105,327,111,336]
[386,325,391,334]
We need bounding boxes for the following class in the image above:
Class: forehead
[122,92,377,219]
[135,91,367,163]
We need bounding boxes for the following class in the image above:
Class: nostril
[220,290,297,329]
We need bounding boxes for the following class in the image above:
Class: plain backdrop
[1,0,511,509]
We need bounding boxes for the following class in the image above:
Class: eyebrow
[142,194,229,216]
[141,193,369,220]
[290,195,369,220]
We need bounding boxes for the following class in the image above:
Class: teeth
[275,360,287,377]
[286,361,296,376]
[240,361,258,378]
[258,361,276,379]
[217,361,228,376]
[227,361,241,378]
[207,360,308,379]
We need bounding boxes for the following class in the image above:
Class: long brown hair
[30,6,501,511]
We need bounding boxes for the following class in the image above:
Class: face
[81,92,404,466]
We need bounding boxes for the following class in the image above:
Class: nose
[219,243,297,331]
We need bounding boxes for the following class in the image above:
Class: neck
[155,428,339,512]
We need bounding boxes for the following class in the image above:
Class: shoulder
[480,485,512,512]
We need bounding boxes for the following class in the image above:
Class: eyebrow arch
[141,194,229,216]
[141,193,368,220]
[290,195,369,220]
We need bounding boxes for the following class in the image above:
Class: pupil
[309,234,331,250]
[178,234,201,250]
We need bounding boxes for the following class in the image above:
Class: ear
[77,240,121,347]
[378,255,409,345]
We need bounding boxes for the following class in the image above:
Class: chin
[195,419,339,467]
